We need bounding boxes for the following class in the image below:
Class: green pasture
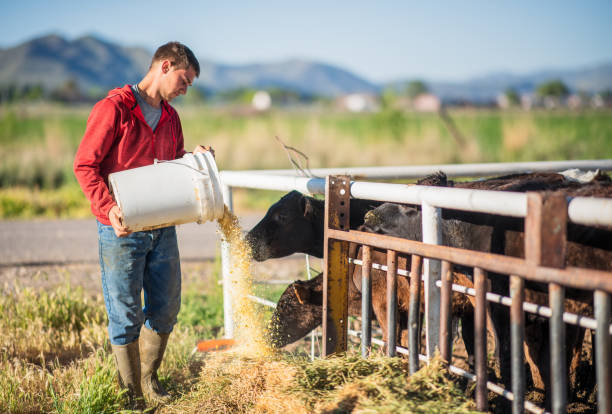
[1,104,611,218]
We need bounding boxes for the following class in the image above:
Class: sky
[1,0,611,83]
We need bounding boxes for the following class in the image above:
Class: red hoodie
[74,85,187,225]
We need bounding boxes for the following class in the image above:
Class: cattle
[251,171,612,407]
[266,245,478,357]
[338,174,611,407]
[245,190,383,261]
[362,201,606,405]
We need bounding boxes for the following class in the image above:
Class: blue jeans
[97,222,181,345]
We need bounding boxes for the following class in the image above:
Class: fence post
[525,192,567,414]
[422,202,442,359]
[221,184,234,338]
[322,175,351,356]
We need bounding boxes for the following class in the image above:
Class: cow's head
[246,191,324,261]
[362,203,422,240]
[266,274,323,348]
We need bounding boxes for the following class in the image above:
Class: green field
[1,103,611,218]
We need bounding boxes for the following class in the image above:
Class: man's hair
[151,42,200,77]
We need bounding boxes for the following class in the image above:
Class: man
[74,42,212,408]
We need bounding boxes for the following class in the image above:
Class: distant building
[412,93,441,112]
[497,93,510,109]
[520,93,536,111]
[566,94,584,110]
[591,93,612,108]
[251,90,272,111]
[336,93,379,112]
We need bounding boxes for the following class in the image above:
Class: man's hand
[193,145,215,158]
[109,205,132,237]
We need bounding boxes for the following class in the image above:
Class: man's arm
[74,99,130,236]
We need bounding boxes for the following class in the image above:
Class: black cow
[246,190,382,261]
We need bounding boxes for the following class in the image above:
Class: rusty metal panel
[474,267,488,412]
[526,192,568,414]
[510,275,526,414]
[387,250,398,357]
[323,175,351,357]
[361,245,372,358]
[525,192,567,268]
[439,260,453,365]
[409,254,423,374]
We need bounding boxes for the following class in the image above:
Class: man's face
[160,62,196,102]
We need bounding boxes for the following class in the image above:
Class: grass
[0,264,223,413]
[0,104,611,219]
[0,261,479,413]
[0,185,91,219]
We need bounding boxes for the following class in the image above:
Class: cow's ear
[398,205,418,217]
[302,196,316,219]
[293,282,311,304]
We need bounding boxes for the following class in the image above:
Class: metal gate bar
[361,245,372,358]
[510,275,526,414]
[594,290,611,414]
[408,254,423,374]
[439,260,453,364]
[386,250,398,357]
[474,267,488,412]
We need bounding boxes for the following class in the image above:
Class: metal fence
[218,159,612,414]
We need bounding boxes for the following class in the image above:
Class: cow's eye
[275,212,288,223]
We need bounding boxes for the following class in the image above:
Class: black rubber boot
[111,340,146,411]
[140,326,171,405]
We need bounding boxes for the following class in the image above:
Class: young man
[74,42,212,408]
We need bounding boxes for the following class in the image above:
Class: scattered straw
[163,351,477,414]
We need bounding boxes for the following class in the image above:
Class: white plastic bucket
[108,152,225,232]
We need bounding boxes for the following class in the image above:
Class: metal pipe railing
[219,173,612,227]
[222,159,612,179]
[220,161,612,412]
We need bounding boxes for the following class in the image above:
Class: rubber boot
[111,341,146,411]
[140,326,171,404]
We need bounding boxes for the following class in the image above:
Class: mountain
[1,33,611,101]
[0,34,151,92]
[0,34,378,98]
[198,58,378,97]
